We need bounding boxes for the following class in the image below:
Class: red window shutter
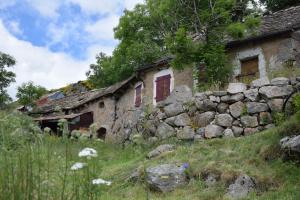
[155,74,171,103]
[135,85,142,107]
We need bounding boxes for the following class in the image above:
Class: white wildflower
[92,178,112,186]
[70,162,87,170]
[78,148,97,158]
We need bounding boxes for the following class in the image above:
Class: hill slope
[0,111,300,199]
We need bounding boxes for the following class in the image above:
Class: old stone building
[31,6,300,142]
[226,6,300,82]
[31,57,194,141]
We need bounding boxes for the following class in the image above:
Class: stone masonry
[123,77,300,143]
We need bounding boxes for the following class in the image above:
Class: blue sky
[0,0,143,98]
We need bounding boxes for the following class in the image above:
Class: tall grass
[1,111,300,199]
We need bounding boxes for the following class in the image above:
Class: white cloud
[67,0,121,15]
[0,20,91,99]
[124,0,144,10]
[26,0,61,18]
[85,14,119,41]
[7,20,23,35]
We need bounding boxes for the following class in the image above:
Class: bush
[292,94,300,113]
[0,111,42,149]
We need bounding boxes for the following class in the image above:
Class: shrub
[0,111,42,150]
[292,94,300,113]
[272,112,286,126]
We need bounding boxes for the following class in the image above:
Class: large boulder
[227,83,247,94]
[195,99,217,112]
[280,135,300,154]
[217,103,229,113]
[267,99,284,112]
[246,102,269,114]
[221,93,244,104]
[164,103,184,117]
[146,164,189,192]
[259,112,272,125]
[224,128,234,137]
[243,88,259,101]
[259,85,294,99]
[250,77,270,88]
[194,92,207,101]
[156,122,176,139]
[244,128,259,135]
[232,126,244,137]
[205,125,224,138]
[194,111,215,127]
[215,114,233,127]
[229,101,245,118]
[174,113,191,127]
[270,77,290,86]
[144,120,159,135]
[147,144,175,159]
[226,174,256,199]
[163,85,193,105]
[241,116,258,128]
[177,126,195,140]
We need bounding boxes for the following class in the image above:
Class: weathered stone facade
[119,77,300,144]
[227,6,300,80]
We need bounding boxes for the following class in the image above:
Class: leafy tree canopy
[260,0,300,12]
[16,81,47,107]
[0,52,16,109]
[87,0,261,89]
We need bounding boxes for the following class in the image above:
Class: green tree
[16,81,47,107]
[260,0,300,12]
[87,0,260,89]
[0,52,16,109]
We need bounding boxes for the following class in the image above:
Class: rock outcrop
[146,164,189,192]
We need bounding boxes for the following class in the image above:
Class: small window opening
[237,56,259,83]
[99,101,105,108]
[135,84,142,107]
[97,127,107,140]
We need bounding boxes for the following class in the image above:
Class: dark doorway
[97,127,107,140]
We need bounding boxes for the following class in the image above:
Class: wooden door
[155,74,171,103]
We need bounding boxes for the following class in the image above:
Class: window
[135,84,142,107]
[99,101,105,108]
[237,56,259,82]
[155,74,171,103]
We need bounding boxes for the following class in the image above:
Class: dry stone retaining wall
[125,77,300,143]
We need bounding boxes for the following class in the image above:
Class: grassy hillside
[1,111,300,199]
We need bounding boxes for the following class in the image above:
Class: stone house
[226,6,300,82]
[31,58,194,141]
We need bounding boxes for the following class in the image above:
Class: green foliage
[227,22,246,39]
[0,111,42,150]
[16,81,47,107]
[0,52,16,109]
[260,0,300,12]
[87,0,261,89]
[292,94,300,113]
[272,112,286,126]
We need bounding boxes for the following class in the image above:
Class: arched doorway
[97,127,107,140]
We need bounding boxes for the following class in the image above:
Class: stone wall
[120,77,300,143]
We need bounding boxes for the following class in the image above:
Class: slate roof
[227,6,300,47]
[32,75,136,114]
